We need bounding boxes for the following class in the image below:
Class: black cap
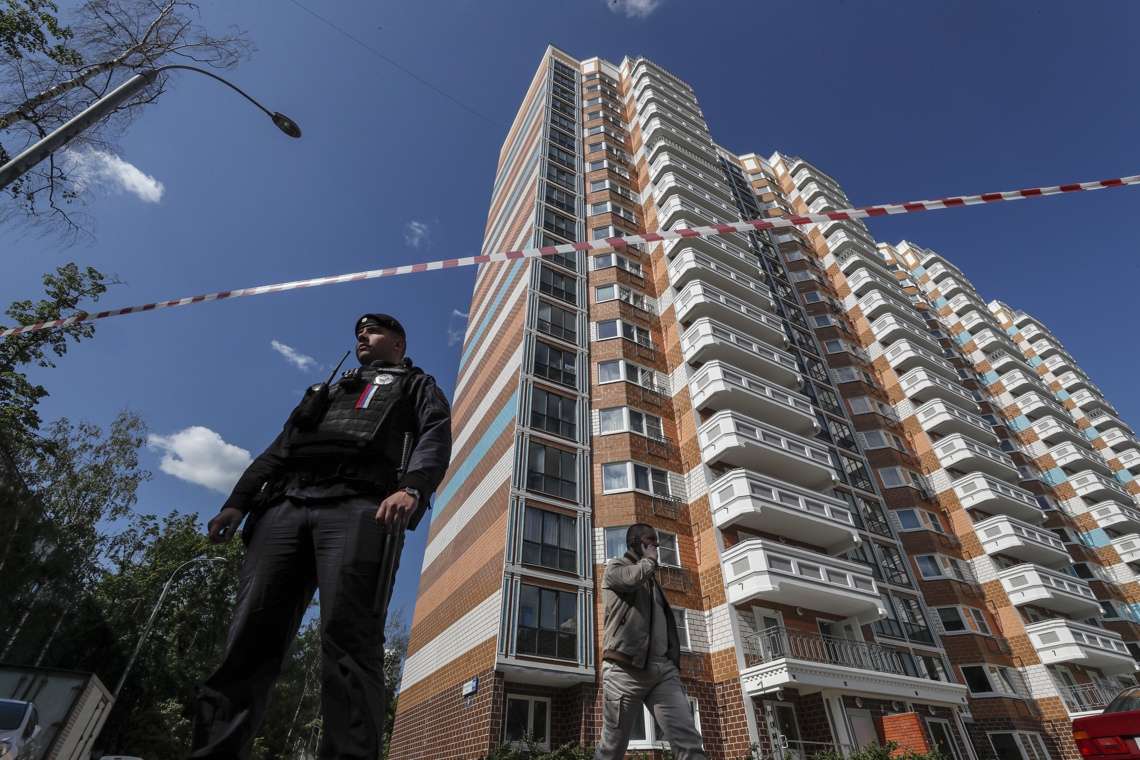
[355,313,406,341]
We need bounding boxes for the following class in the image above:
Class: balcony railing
[743,626,915,677]
[1059,682,1115,714]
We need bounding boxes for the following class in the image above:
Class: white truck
[0,667,112,760]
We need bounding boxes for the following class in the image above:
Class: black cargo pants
[189,496,403,760]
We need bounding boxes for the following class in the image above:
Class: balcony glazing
[898,368,981,412]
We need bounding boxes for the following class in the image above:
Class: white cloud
[606,0,662,18]
[62,147,165,203]
[404,220,430,248]
[147,427,252,494]
[447,307,469,347]
[271,339,317,371]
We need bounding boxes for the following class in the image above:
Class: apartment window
[597,359,660,393]
[591,252,643,277]
[961,664,1027,698]
[522,506,576,572]
[812,384,843,415]
[539,264,577,304]
[877,544,911,586]
[598,407,664,440]
[536,301,577,342]
[548,144,576,169]
[849,395,895,417]
[548,127,575,152]
[533,342,577,388]
[546,162,576,191]
[601,461,673,498]
[936,606,990,635]
[517,584,577,660]
[595,283,650,311]
[840,456,875,492]
[918,654,950,682]
[549,111,576,133]
[603,526,679,567]
[672,608,691,650]
[859,430,908,452]
[504,695,550,750]
[896,508,945,534]
[988,732,1052,760]
[526,441,577,501]
[596,319,651,347]
[915,554,972,583]
[545,183,576,213]
[820,416,856,450]
[877,466,927,492]
[530,387,577,439]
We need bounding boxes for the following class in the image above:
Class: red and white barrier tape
[3,172,1138,338]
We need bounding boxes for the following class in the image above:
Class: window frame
[515,583,578,662]
[521,505,577,573]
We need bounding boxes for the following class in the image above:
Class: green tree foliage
[0,0,80,64]
[0,0,252,238]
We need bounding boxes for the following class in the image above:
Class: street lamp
[0,63,301,191]
[111,555,225,701]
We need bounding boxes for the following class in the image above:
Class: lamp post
[111,555,225,701]
[0,63,300,191]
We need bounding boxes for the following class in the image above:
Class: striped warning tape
[3,172,1138,338]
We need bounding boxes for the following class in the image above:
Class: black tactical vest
[283,364,418,479]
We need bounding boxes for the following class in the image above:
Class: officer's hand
[375,491,417,531]
[640,539,659,564]
[208,507,244,544]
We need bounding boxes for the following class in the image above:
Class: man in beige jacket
[595,523,706,759]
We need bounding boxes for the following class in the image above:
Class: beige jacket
[600,552,681,669]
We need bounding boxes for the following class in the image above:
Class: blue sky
[5,0,1139,624]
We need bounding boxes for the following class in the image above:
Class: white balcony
[932,433,1019,480]
[1048,442,1112,477]
[1024,620,1138,676]
[1017,392,1071,423]
[897,368,980,412]
[1071,471,1131,502]
[699,410,838,488]
[1102,428,1140,455]
[656,175,737,221]
[667,250,773,306]
[847,267,904,298]
[999,369,1040,395]
[1114,448,1140,476]
[1031,416,1088,447]
[988,350,1034,376]
[650,151,730,201]
[884,340,958,381]
[1110,534,1140,564]
[974,515,1070,567]
[710,470,860,554]
[680,318,801,389]
[741,627,969,707]
[914,399,998,445]
[689,360,817,435]
[997,564,1101,616]
[1087,410,1134,437]
[871,314,941,353]
[1056,371,1093,394]
[664,232,755,270]
[675,281,787,347]
[857,289,920,323]
[1030,338,1064,361]
[1090,501,1140,533]
[1071,389,1116,416]
[723,539,882,620]
[952,472,1043,523]
[973,328,1015,356]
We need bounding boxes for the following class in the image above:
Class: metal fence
[743,626,913,676]
[1059,682,1114,713]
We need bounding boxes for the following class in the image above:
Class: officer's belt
[283,458,397,489]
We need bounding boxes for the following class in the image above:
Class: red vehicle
[1073,687,1140,760]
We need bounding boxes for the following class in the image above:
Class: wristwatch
[402,487,421,504]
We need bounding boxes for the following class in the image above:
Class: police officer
[190,313,452,760]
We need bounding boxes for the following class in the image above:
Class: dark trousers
[190,497,403,760]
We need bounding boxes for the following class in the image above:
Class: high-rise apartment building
[388,46,1139,760]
